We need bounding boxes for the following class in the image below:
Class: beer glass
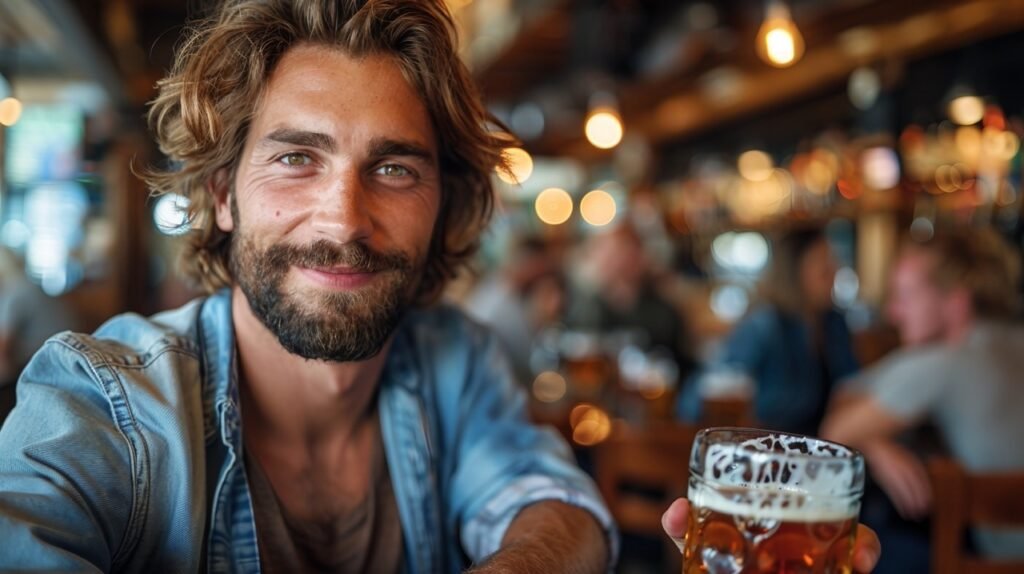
[684,427,865,574]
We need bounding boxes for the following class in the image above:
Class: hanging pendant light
[584,91,623,150]
[756,1,804,68]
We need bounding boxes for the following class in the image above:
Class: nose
[310,168,374,244]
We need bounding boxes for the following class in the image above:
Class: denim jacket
[0,290,615,573]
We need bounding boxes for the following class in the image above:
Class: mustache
[263,239,412,274]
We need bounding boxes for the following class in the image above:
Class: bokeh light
[738,150,774,182]
[832,266,860,308]
[861,147,900,190]
[569,403,612,446]
[496,147,534,185]
[579,189,617,226]
[0,97,23,127]
[710,284,750,322]
[534,187,573,225]
[584,108,624,150]
[757,4,804,68]
[153,193,191,236]
[711,231,770,273]
[532,371,567,403]
[948,95,985,126]
[909,217,935,242]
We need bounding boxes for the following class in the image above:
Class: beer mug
[684,427,865,574]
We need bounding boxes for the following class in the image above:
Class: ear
[209,168,234,233]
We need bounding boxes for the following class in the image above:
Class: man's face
[216,45,441,362]
[885,251,949,346]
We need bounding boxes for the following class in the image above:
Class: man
[822,227,1024,560]
[0,1,884,571]
[0,2,614,571]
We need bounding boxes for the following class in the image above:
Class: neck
[230,287,391,447]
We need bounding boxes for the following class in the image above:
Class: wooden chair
[929,458,1024,574]
[593,421,698,571]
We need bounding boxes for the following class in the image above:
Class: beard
[229,231,421,363]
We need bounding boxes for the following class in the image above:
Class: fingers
[852,524,881,573]
[907,456,933,513]
[887,470,922,520]
[662,498,689,552]
[892,458,931,520]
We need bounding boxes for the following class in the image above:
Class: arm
[442,317,615,571]
[0,338,132,571]
[467,500,607,574]
[820,351,950,520]
[820,394,913,448]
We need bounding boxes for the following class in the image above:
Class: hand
[862,440,932,520]
[661,498,881,573]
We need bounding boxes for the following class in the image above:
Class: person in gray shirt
[823,226,1024,560]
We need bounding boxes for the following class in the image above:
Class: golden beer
[683,428,864,574]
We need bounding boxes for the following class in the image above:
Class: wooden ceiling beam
[542,0,1024,161]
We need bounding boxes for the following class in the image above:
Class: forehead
[252,44,435,150]
[896,249,937,283]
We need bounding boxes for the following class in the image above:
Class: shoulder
[21,297,209,400]
[860,344,952,391]
[734,305,789,336]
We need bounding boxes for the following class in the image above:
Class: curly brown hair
[145,0,511,302]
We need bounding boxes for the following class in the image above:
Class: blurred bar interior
[2,0,1024,571]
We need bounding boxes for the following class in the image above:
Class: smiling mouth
[295,265,379,290]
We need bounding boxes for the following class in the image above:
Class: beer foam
[691,432,861,522]
[689,479,858,522]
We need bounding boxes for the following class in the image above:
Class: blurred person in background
[823,227,1024,567]
[0,247,76,422]
[464,235,566,384]
[566,223,694,378]
[678,228,859,435]
[0,1,616,571]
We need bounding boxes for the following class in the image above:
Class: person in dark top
[679,228,859,435]
[566,223,694,379]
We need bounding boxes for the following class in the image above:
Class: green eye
[379,164,411,177]
[280,153,311,166]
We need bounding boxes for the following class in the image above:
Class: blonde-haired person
[0,1,617,571]
[823,226,1024,565]
[679,228,860,436]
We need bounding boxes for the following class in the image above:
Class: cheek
[908,301,941,330]
[381,198,439,260]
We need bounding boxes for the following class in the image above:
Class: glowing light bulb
[948,95,984,126]
[535,188,573,225]
[584,108,623,150]
[756,2,804,68]
[496,147,534,184]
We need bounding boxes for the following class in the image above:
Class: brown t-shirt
[245,424,404,574]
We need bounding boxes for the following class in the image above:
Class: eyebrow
[257,128,336,153]
[368,137,435,163]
